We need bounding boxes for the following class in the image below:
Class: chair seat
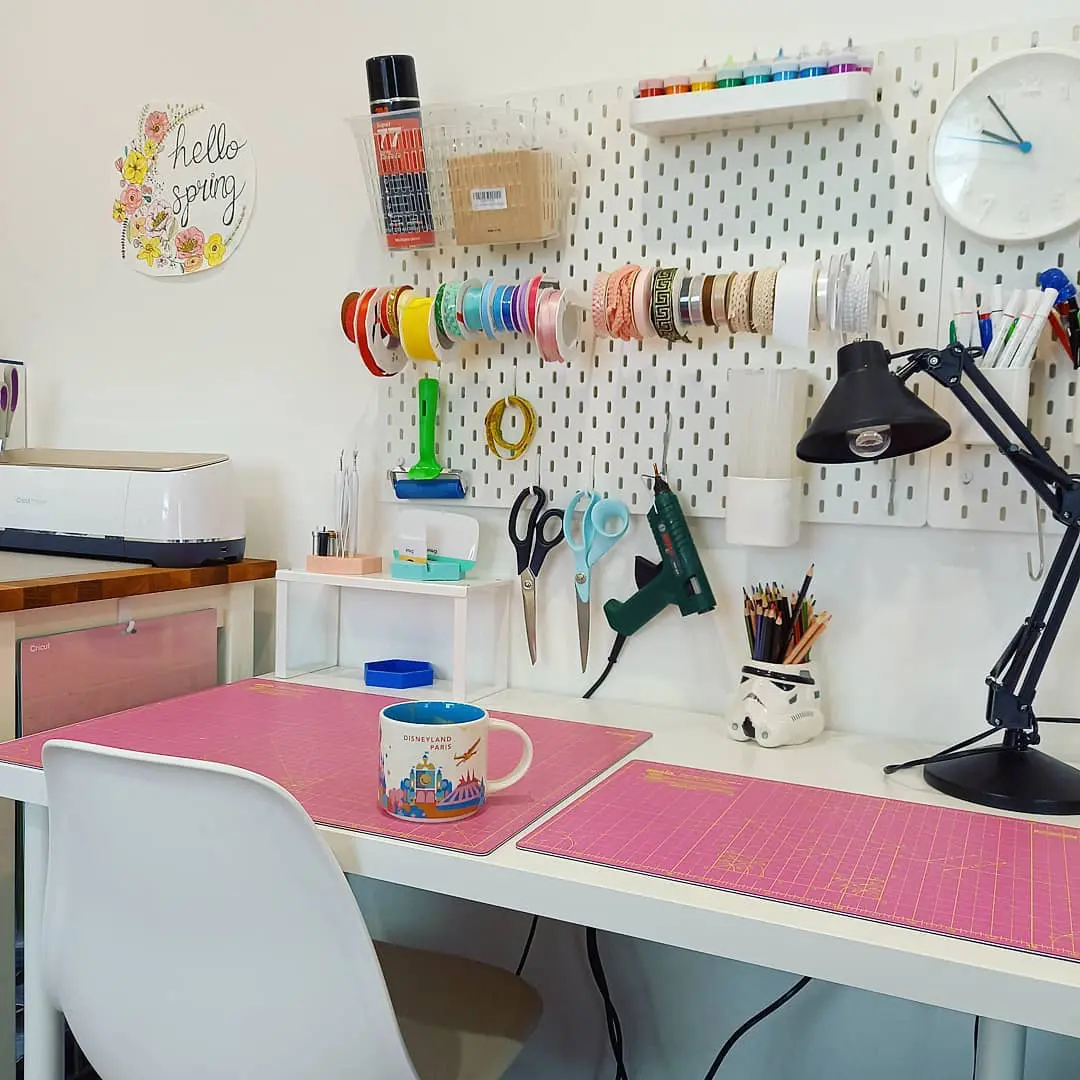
[374,942,542,1080]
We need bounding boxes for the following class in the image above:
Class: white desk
[7,685,1076,1080]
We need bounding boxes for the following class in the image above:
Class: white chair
[40,739,542,1080]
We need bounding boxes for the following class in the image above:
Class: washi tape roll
[341,291,361,342]
[479,279,498,339]
[459,279,484,336]
[632,267,656,339]
[592,272,611,338]
[399,294,438,362]
[772,263,816,348]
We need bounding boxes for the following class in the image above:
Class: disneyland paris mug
[379,701,533,821]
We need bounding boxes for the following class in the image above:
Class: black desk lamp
[797,339,1080,815]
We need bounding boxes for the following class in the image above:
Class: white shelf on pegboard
[628,72,876,138]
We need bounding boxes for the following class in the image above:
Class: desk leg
[23,806,62,1080]
[222,581,255,684]
[974,1018,1027,1080]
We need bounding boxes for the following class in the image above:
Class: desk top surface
[4,681,1080,1037]
[0,553,275,612]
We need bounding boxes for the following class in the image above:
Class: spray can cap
[366,55,420,107]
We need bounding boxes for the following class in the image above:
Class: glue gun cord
[583,634,628,699]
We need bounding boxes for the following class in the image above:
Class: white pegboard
[378,21,1078,529]
[927,18,1080,535]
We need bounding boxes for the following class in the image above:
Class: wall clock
[928,48,1080,244]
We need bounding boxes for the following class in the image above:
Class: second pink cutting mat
[519,759,1080,961]
[0,679,651,856]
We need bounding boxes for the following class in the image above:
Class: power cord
[972,1016,980,1080]
[702,976,812,1079]
[883,727,998,775]
[584,634,628,699]
[515,914,539,976]
[586,926,629,1080]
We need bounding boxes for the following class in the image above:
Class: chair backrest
[41,740,420,1080]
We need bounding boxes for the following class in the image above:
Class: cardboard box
[448,149,559,245]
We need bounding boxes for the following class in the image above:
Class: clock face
[929,49,1080,243]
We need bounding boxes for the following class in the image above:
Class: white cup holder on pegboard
[724,368,809,547]
[939,365,1032,447]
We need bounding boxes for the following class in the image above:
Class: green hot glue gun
[604,467,716,638]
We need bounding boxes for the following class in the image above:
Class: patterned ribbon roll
[746,272,760,333]
[354,288,388,377]
[607,265,640,341]
[440,281,464,340]
[592,272,611,338]
[650,267,688,343]
[751,267,779,336]
[727,272,753,335]
[399,295,438,362]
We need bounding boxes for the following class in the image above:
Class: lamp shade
[796,340,952,463]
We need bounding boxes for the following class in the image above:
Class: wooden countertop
[0,557,276,613]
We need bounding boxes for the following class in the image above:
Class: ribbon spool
[727,272,754,335]
[536,289,590,364]
[527,275,559,336]
[592,272,611,338]
[479,280,498,339]
[606,265,641,341]
[650,267,688,344]
[399,295,439,363]
[711,273,732,330]
[772,263,816,348]
[458,279,484,336]
[355,287,407,377]
[632,267,656,339]
[379,285,412,340]
[485,393,538,460]
[437,281,465,341]
[341,292,361,341]
[751,268,778,336]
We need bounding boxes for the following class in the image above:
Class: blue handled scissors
[509,485,565,665]
[565,490,630,672]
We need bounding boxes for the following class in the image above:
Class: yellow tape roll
[399,295,438,363]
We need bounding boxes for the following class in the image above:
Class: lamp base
[924,744,1080,815]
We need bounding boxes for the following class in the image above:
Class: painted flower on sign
[121,184,143,214]
[111,200,126,223]
[137,236,162,268]
[204,233,225,267]
[129,215,147,240]
[144,201,171,235]
[144,110,169,144]
[174,226,205,261]
[122,150,148,185]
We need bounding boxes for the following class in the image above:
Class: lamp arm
[895,343,1080,739]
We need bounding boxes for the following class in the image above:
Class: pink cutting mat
[0,679,650,856]
[519,759,1080,961]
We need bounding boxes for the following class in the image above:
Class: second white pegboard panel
[380,30,982,528]
[928,17,1080,536]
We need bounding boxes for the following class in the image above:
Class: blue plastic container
[364,659,435,690]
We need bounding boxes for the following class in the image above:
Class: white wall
[4,2,1080,1077]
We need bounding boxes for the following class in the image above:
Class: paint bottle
[771,49,800,82]
[366,54,436,250]
[743,54,772,85]
[715,57,744,89]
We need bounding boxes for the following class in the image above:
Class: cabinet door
[18,609,218,736]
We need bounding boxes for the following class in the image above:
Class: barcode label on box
[470,187,507,211]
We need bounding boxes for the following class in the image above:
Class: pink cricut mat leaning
[0,679,651,856]
[518,759,1080,962]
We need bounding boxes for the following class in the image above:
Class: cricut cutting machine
[0,449,246,567]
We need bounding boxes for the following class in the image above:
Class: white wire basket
[350,102,579,250]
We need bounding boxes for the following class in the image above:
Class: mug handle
[486,719,534,793]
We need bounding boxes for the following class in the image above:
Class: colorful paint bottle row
[635,42,873,98]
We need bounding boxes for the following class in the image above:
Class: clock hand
[949,135,1028,148]
[986,94,1032,151]
[977,128,1034,153]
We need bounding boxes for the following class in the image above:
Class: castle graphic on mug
[380,750,486,820]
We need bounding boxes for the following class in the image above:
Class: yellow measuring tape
[484,395,538,461]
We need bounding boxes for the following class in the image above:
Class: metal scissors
[509,484,565,665]
[565,490,630,672]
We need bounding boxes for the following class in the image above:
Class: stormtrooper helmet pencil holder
[727,660,825,748]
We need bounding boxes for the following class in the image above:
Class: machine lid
[0,449,230,472]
